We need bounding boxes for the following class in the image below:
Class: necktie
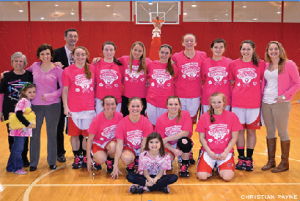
[69,53,74,65]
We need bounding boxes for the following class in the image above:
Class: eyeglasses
[67,35,78,39]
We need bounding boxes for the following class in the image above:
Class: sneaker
[57,155,66,163]
[50,165,57,170]
[72,155,81,169]
[179,164,189,177]
[134,156,139,167]
[30,166,37,172]
[78,154,84,167]
[106,159,114,173]
[177,156,182,163]
[14,169,27,175]
[129,185,144,194]
[189,152,195,164]
[126,162,135,173]
[81,156,87,168]
[159,186,170,194]
[245,157,253,171]
[93,162,102,170]
[235,156,246,170]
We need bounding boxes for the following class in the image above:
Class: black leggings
[126,173,178,191]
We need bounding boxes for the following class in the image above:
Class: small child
[6,83,36,174]
[126,132,178,194]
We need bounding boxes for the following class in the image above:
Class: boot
[271,140,290,173]
[261,138,276,170]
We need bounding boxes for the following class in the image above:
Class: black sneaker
[81,156,87,168]
[129,185,144,194]
[236,156,246,170]
[189,152,195,164]
[30,166,37,171]
[57,155,66,163]
[106,159,114,173]
[126,162,135,173]
[72,155,81,169]
[50,165,57,170]
[179,164,189,177]
[93,162,102,170]
[159,186,170,194]
[245,157,253,171]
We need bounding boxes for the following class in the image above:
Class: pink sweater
[263,60,300,101]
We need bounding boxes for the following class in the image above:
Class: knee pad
[177,137,193,153]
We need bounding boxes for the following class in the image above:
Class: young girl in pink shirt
[126,132,178,194]
[196,93,242,181]
[146,44,178,126]
[229,40,265,171]
[92,41,123,115]
[6,83,36,174]
[172,34,207,124]
[86,95,123,173]
[201,39,232,113]
[62,46,96,169]
[111,97,153,179]
[155,96,193,177]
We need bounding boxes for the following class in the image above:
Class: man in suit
[53,28,78,162]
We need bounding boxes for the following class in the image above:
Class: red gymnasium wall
[0,21,300,72]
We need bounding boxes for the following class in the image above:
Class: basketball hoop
[152,17,164,38]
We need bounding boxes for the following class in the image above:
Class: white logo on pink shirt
[127,130,143,149]
[151,69,172,88]
[165,125,182,137]
[101,125,117,141]
[208,124,229,143]
[207,67,228,85]
[125,65,144,82]
[237,68,257,87]
[75,74,93,93]
[181,62,200,80]
[100,69,118,88]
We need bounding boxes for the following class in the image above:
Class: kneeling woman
[196,93,242,181]
[111,97,153,179]
[127,132,178,194]
[86,95,123,173]
[155,96,193,177]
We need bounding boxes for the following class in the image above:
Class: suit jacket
[53,46,69,69]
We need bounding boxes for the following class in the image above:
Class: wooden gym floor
[1,93,300,201]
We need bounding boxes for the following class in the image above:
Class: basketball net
[152,17,164,39]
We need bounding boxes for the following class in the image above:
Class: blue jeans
[6,137,26,172]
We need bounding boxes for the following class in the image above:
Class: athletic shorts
[95,98,121,115]
[179,97,201,118]
[92,140,116,154]
[197,151,235,173]
[146,102,168,125]
[123,146,141,157]
[68,117,89,137]
[231,107,261,129]
[201,105,231,114]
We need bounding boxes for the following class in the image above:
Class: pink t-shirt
[172,51,207,98]
[201,57,232,105]
[138,151,172,175]
[92,60,123,103]
[146,61,178,108]
[115,115,153,150]
[10,98,32,137]
[119,56,152,98]
[228,59,265,108]
[62,64,95,112]
[88,111,123,146]
[155,110,193,145]
[196,110,242,154]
